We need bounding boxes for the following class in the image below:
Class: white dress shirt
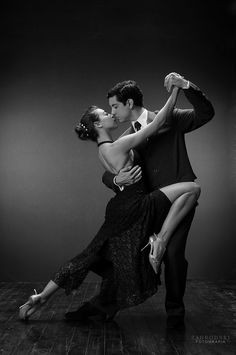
[132,108,148,131]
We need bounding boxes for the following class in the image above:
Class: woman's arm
[113,86,179,153]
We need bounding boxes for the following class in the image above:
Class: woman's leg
[31,280,59,304]
[158,182,201,243]
[148,182,200,272]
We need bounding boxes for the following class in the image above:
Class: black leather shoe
[65,302,106,321]
[166,316,185,330]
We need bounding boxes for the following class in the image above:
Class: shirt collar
[132,109,148,131]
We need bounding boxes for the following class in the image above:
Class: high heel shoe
[19,289,45,321]
[141,233,166,274]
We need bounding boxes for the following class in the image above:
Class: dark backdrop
[0,1,235,281]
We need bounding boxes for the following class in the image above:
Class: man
[65,73,214,328]
[101,73,214,328]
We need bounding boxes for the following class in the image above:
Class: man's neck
[130,107,145,122]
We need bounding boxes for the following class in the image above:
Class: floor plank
[0,280,235,354]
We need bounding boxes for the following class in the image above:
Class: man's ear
[94,121,102,129]
[126,99,134,109]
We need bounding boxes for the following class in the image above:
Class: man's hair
[107,80,143,107]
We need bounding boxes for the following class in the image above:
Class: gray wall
[1,1,235,281]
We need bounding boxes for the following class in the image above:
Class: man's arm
[165,73,215,133]
[102,165,142,193]
[173,83,215,133]
[102,171,117,193]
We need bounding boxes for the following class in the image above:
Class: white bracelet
[113,176,124,191]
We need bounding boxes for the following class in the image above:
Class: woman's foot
[19,289,46,321]
[148,233,166,274]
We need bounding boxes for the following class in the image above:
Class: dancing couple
[19,72,214,329]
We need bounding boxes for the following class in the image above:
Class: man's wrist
[113,176,124,191]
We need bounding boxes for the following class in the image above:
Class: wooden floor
[0,280,235,354]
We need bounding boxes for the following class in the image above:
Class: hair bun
[75,123,89,140]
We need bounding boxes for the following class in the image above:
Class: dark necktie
[134,121,141,131]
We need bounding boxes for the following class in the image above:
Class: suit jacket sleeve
[172,83,215,133]
[102,171,119,193]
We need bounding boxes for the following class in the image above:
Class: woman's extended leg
[19,252,113,320]
[158,181,201,243]
[147,182,201,273]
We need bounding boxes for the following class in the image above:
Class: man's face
[108,95,131,123]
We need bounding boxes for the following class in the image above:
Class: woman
[19,86,200,320]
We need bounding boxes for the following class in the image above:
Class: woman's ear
[126,99,134,109]
[94,121,103,129]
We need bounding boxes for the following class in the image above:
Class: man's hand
[115,165,142,187]
[164,72,190,93]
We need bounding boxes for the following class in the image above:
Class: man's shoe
[166,316,185,330]
[65,302,106,321]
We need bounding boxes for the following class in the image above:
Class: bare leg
[158,182,201,243]
[37,280,59,301]
[160,181,201,204]
[148,182,200,273]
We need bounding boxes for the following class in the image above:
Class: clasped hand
[164,72,189,92]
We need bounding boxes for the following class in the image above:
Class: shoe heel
[141,241,150,252]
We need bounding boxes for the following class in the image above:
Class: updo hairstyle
[75,106,99,141]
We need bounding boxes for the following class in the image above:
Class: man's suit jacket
[103,84,215,192]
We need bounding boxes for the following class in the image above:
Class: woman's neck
[97,130,113,145]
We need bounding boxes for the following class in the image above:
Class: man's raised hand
[164,72,190,93]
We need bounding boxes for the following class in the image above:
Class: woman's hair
[75,106,99,142]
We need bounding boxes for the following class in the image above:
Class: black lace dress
[52,152,171,310]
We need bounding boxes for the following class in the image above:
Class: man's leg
[89,255,113,278]
[65,255,117,321]
[163,206,196,326]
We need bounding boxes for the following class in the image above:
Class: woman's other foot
[19,289,46,321]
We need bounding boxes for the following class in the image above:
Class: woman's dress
[52,152,171,310]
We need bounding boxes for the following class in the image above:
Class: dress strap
[97,140,113,147]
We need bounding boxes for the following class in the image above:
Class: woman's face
[95,108,118,131]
